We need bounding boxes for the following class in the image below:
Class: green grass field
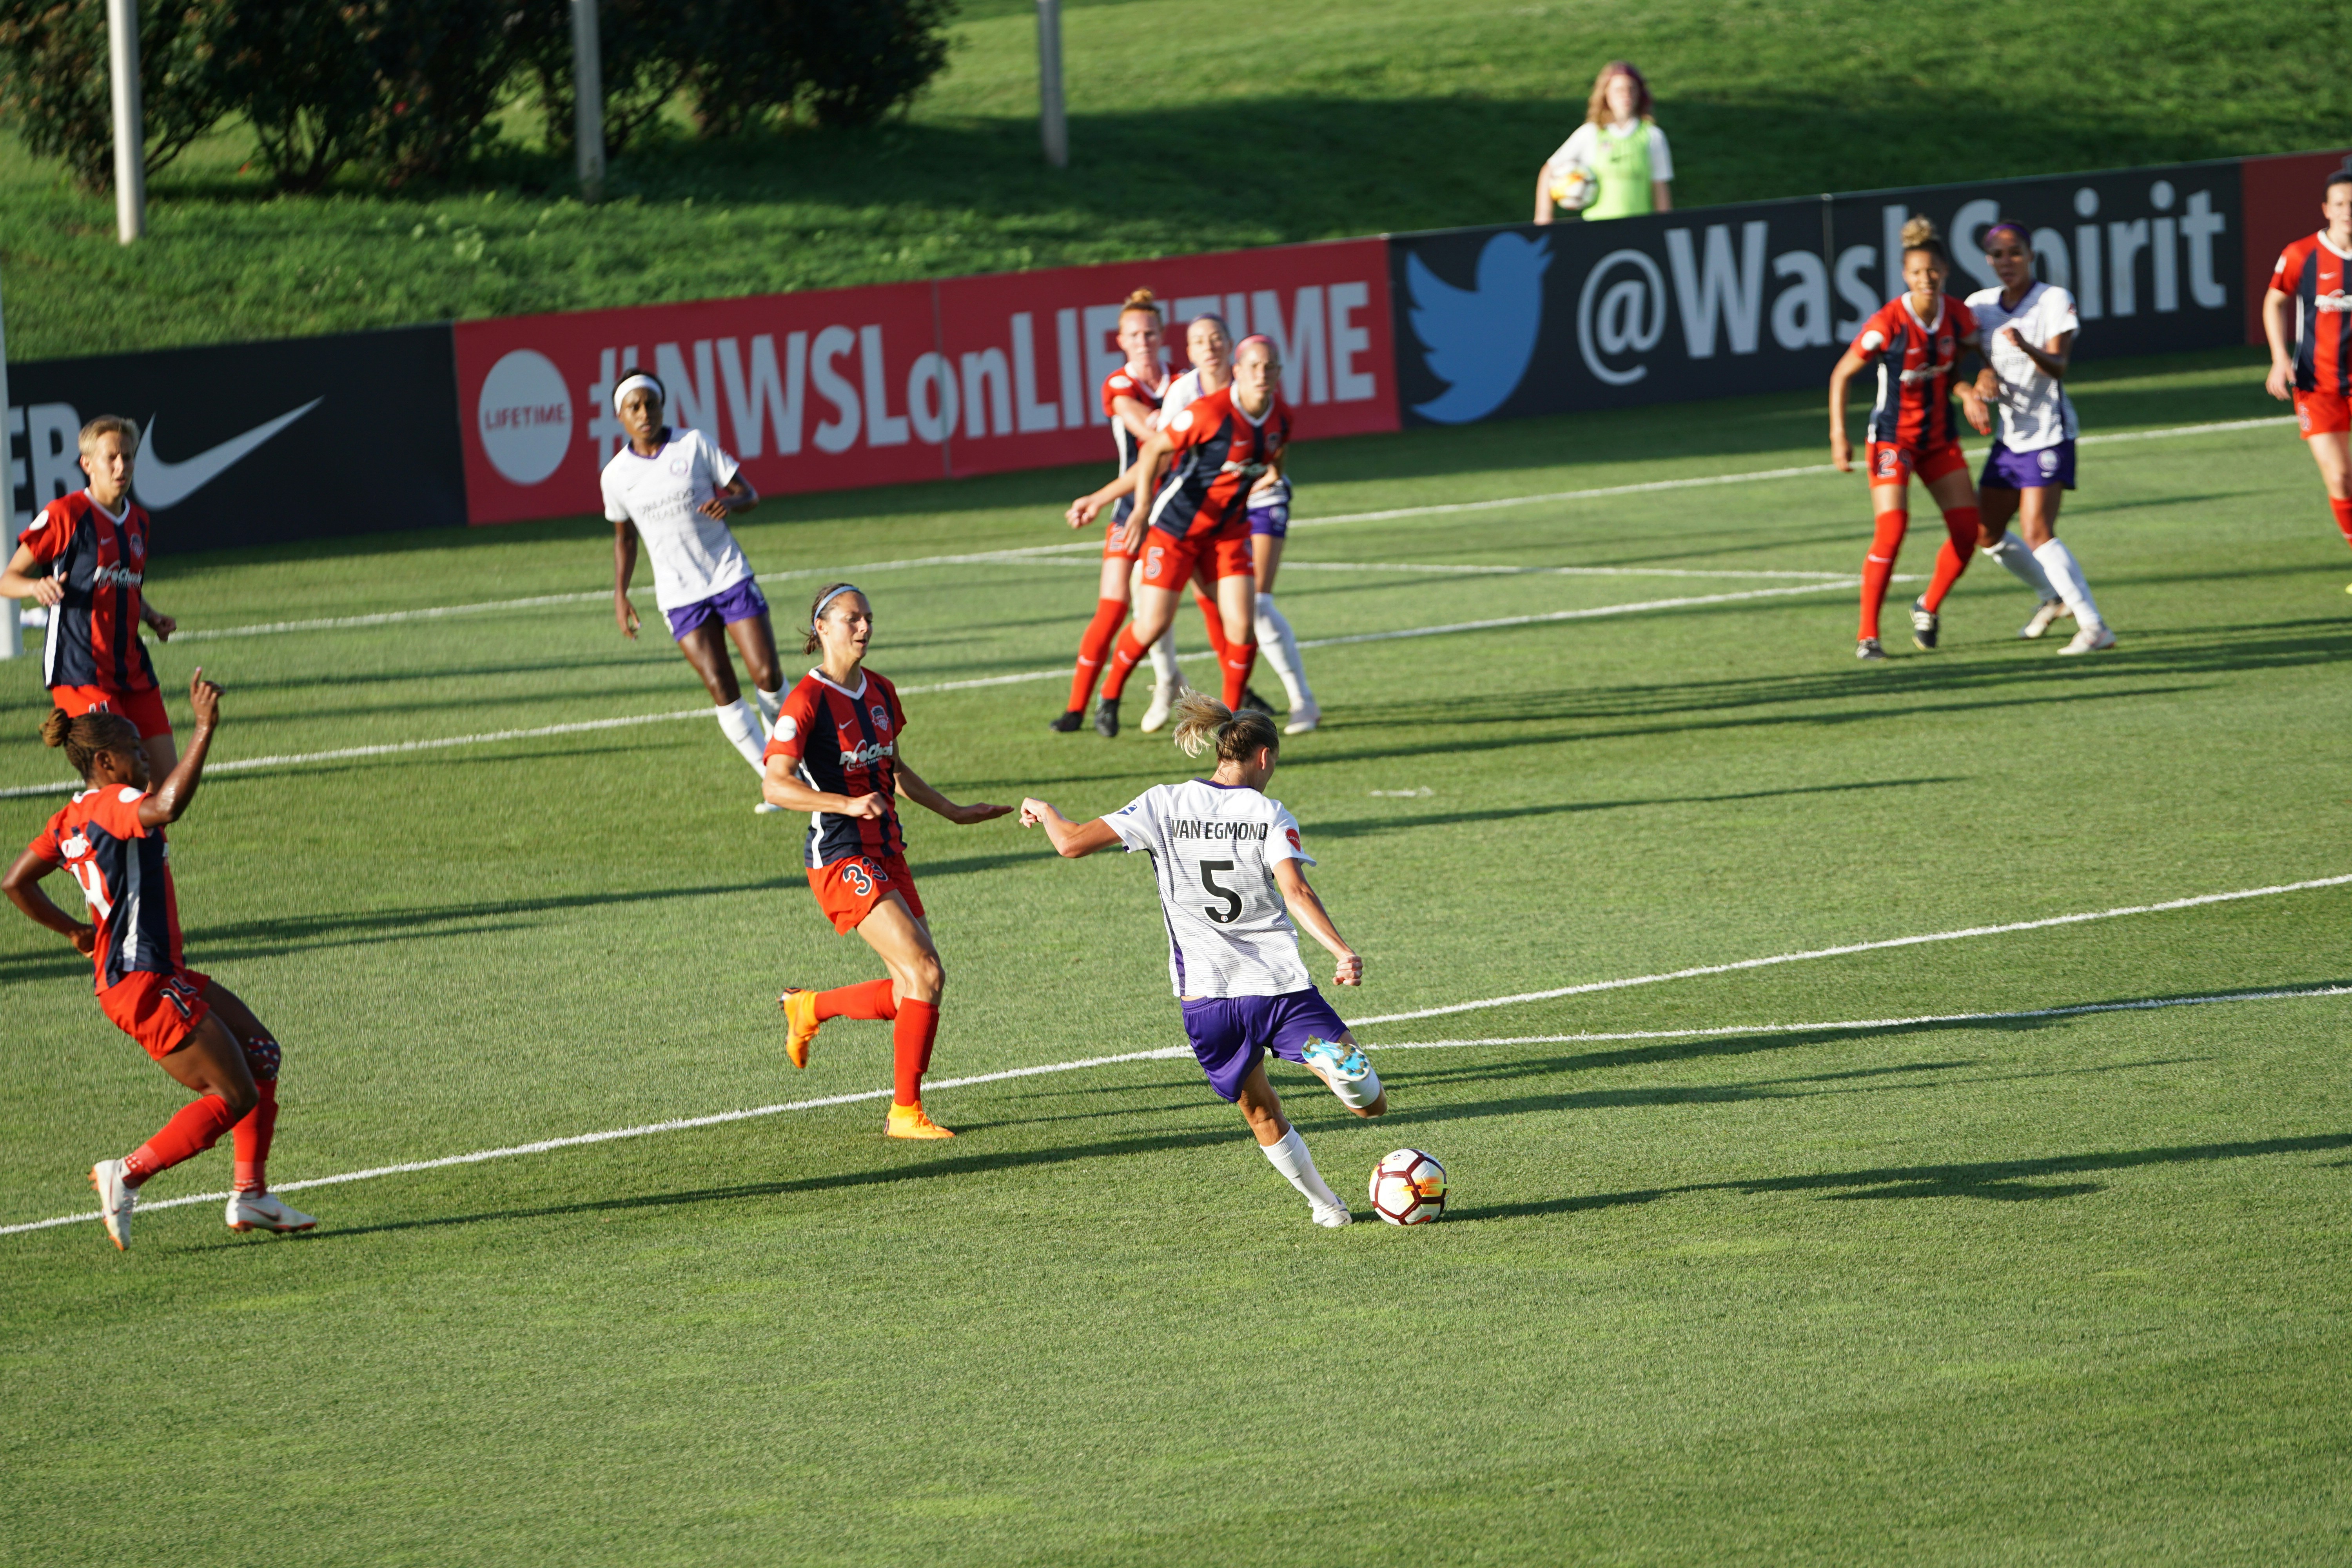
[4,0,2347,360]
[4,348,2351,1564]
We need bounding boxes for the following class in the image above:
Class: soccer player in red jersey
[2,671,315,1249]
[1052,290,1170,735]
[1067,336,1290,714]
[0,415,182,775]
[2262,158,2352,583]
[1828,217,1994,659]
[768,584,1011,1139]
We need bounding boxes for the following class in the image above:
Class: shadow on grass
[1460,1133,2352,1218]
[1306,776,1960,842]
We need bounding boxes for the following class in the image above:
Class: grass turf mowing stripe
[0,580,1858,798]
[154,415,2286,644]
[7,980,2345,1242]
[1348,874,2352,1025]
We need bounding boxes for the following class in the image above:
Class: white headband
[612,374,663,412]
[812,584,863,628]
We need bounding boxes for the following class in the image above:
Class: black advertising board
[1389,159,2251,429]
[6,324,465,555]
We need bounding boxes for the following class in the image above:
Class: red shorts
[100,968,212,1061]
[2295,389,2351,437]
[1139,525,1252,592]
[51,683,171,740]
[1866,441,1968,487]
[808,853,923,934]
[1104,517,1143,562]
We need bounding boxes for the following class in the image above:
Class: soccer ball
[1368,1149,1446,1226]
[1547,161,1596,212]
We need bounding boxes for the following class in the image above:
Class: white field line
[159,415,2291,644]
[1347,874,2352,1025]
[0,580,1855,799]
[7,977,2345,1241]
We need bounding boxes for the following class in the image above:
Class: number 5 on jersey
[1199,860,1242,924]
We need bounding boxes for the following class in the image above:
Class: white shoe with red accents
[226,1191,317,1233]
[2020,598,2071,639]
[2057,623,2117,655]
[90,1158,134,1251]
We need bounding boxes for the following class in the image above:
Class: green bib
[1584,123,1654,221]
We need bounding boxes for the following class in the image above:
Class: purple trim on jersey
[664,577,768,641]
[1247,503,1289,538]
[1978,438,2075,492]
[1180,987,1349,1102]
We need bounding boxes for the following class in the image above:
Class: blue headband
[812,584,862,629]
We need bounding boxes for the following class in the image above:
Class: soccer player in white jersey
[601,368,790,805]
[1020,694,1386,1227]
[1966,222,2114,653]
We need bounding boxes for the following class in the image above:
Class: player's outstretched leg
[96,1011,259,1250]
[776,978,897,1069]
[1234,1061,1347,1227]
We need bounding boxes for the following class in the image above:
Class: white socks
[2033,539,2103,629]
[1981,532,2058,601]
[753,687,783,730]
[1259,1127,1342,1211]
[1148,626,1181,689]
[714,699,767,772]
[1254,593,1312,708]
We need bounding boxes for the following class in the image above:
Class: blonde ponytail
[1169,691,1281,762]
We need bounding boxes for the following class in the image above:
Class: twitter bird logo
[1406,232,1553,424]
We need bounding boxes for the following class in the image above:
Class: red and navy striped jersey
[765,669,907,868]
[1852,295,1978,449]
[17,492,159,694]
[2270,232,2352,395]
[1146,387,1290,542]
[1102,363,1166,525]
[29,784,185,993]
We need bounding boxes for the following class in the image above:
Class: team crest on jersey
[126,534,144,563]
[668,456,688,475]
[869,704,890,732]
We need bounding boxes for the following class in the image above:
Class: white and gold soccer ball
[1547,161,1596,212]
[1369,1149,1446,1225]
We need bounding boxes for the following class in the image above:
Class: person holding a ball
[1535,60,1673,223]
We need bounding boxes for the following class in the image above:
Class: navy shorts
[1247,503,1289,539]
[664,577,769,641]
[1979,439,2074,492]
[1180,987,1349,1102]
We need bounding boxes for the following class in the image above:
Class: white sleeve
[1266,804,1316,867]
[1548,124,1595,171]
[601,463,631,525]
[1647,125,1673,182]
[2045,288,2081,339]
[1106,789,1161,855]
[697,430,742,488]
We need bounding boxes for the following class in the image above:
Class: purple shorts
[1247,503,1289,539]
[1979,439,2074,492]
[1180,987,1349,1102]
[664,577,769,641]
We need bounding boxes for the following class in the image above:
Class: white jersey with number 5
[1108,778,1314,998]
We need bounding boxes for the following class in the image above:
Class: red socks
[232,1080,279,1194]
[1194,591,1232,661]
[816,978,898,1021]
[1221,641,1259,710]
[2332,497,2352,546]
[124,1094,240,1185]
[1922,505,1980,612]
[1067,598,1128,712]
[1860,511,1906,640]
[893,999,940,1107]
[1100,627,1148,701]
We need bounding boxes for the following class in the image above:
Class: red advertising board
[453,237,1397,524]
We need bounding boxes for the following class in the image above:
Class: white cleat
[754,800,785,814]
[226,1191,317,1234]
[1283,700,1322,735]
[1138,681,1180,733]
[2057,623,2116,655]
[2020,598,2071,639]
[1310,1202,1352,1229]
[90,1159,134,1251]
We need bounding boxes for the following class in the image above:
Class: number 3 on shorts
[841,860,875,898]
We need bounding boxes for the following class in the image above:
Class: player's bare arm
[760,753,885,818]
[1827,349,1867,470]
[136,671,221,829]
[0,542,64,605]
[1272,857,1362,987]
[1018,799,1122,857]
[1068,454,1145,529]
[697,475,757,521]
[611,518,642,638]
[2264,287,2298,400]
[893,755,1011,826]
[1,844,93,952]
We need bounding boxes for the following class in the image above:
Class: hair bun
[1900,216,1940,250]
[39,708,72,748]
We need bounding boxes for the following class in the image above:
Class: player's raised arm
[1272,857,1362,988]
[137,670,222,829]
[1018,799,1122,857]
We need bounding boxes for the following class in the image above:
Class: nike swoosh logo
[133,398,323,509]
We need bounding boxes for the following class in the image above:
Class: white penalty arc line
[159,415,2292,643]
[6,979,2347,1240]
[0,580,1853,799]
[1346,874,2352,1026]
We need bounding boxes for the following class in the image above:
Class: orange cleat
[778,988,821,1069]
[886,1102,955,1140]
